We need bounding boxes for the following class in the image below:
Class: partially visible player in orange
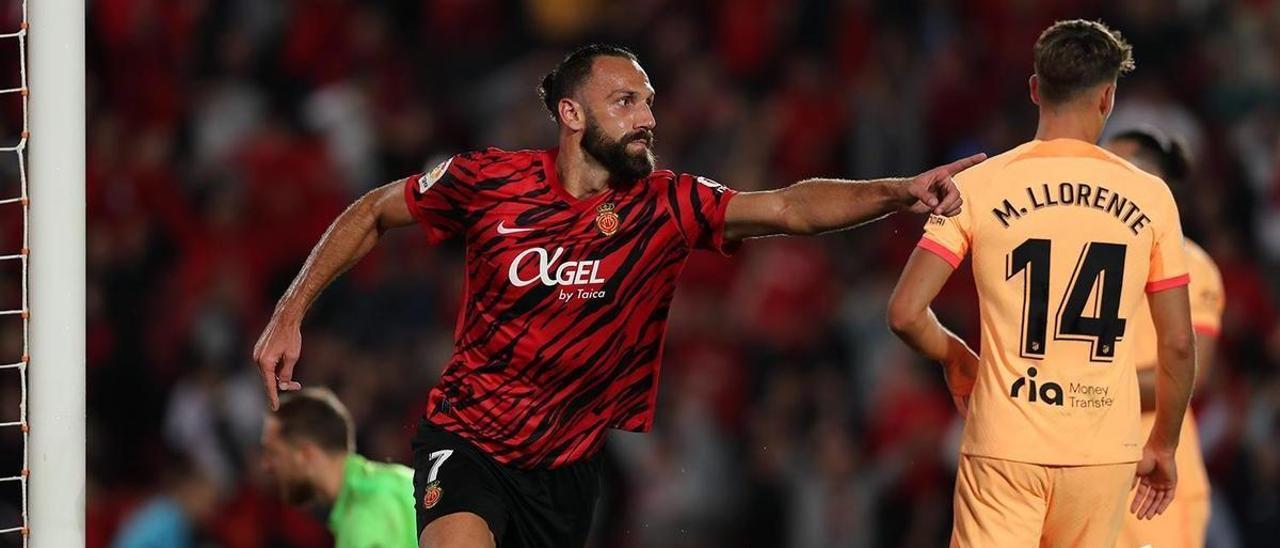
[887,20,1197,547]
[1107,127,1223,548]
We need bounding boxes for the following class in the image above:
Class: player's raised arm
[721,153,985,241]
[253,180,416,410]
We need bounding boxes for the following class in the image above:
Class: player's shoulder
[434,147,549,185]
[1185,239,1211,262]
[978,144,1032,170]
[644,169,678,184]
[949,145,1032,194]
[956,143,1037,177]
[1093,145,1172,192]
[1064,142,1177,205]
[999,140,1173,197]
[643,170,723,185]
[1184,239,1222,280]
[958,140,1148,176]
[451,147,545,168]
[640,170,715,194]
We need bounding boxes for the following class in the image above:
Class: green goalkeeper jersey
[328,454,417,548]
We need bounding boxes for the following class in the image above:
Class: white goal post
[28,0,85,545]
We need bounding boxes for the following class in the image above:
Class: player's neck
[314,451,349,504]
[1034,108,1103,144]
[557,144,612,199]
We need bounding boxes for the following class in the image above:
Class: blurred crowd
[0,0,1276,546]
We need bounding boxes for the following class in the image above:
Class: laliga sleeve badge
[418,157,453,194]
[596,202,620,236]
[423,481,443,509]
[695,176,727,193]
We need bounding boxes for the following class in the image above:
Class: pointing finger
[939,153,987,176]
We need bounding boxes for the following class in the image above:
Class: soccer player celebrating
[253,44,983,547]
[261,388,417,547]
[886,20,1197,547]
[1106,127,1223,547]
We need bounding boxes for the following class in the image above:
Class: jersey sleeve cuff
[1146,273,1190,293]
[710,190,741,256]
[917,237,963,268]
[403,174,449,245]
[1193,324,1220,337]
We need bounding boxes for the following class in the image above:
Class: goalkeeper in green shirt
[262,388,417,547]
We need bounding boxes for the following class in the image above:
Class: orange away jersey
[919,139,1189,466]
[1129,239,1223,497]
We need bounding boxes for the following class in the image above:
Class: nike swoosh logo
[496,221,535,235]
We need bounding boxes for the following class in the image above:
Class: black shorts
[411,418,602,548]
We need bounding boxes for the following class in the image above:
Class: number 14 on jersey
[1007,239,1128,363]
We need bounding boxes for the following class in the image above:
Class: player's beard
[582,115,656,182]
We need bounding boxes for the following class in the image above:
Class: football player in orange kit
[1107,127,1222,548]
[887,20,1197,547]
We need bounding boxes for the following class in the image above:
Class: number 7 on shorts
[427,449,453,483]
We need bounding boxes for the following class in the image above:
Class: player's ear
[1099,81,1117,118]
[1028,74,1041,106]
[559,98,586,132]
[295,440,322,463]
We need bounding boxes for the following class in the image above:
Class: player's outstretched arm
[887,248,978,414]
[1132,285,1196,519]
[722,153,985,241]
[253,181,416,410]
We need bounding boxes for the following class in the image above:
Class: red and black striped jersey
[403,147,737,469]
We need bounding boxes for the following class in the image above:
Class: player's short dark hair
[275,387,354,453]
[538,44,640,123]
[1034,20,1135,104]
[1111,126,1191,183]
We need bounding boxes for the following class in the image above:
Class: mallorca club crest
[596,202,620,236]
[423,481,443,509]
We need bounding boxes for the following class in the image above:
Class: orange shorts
[952,454,1136,548]
[1117,492,1209,548]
